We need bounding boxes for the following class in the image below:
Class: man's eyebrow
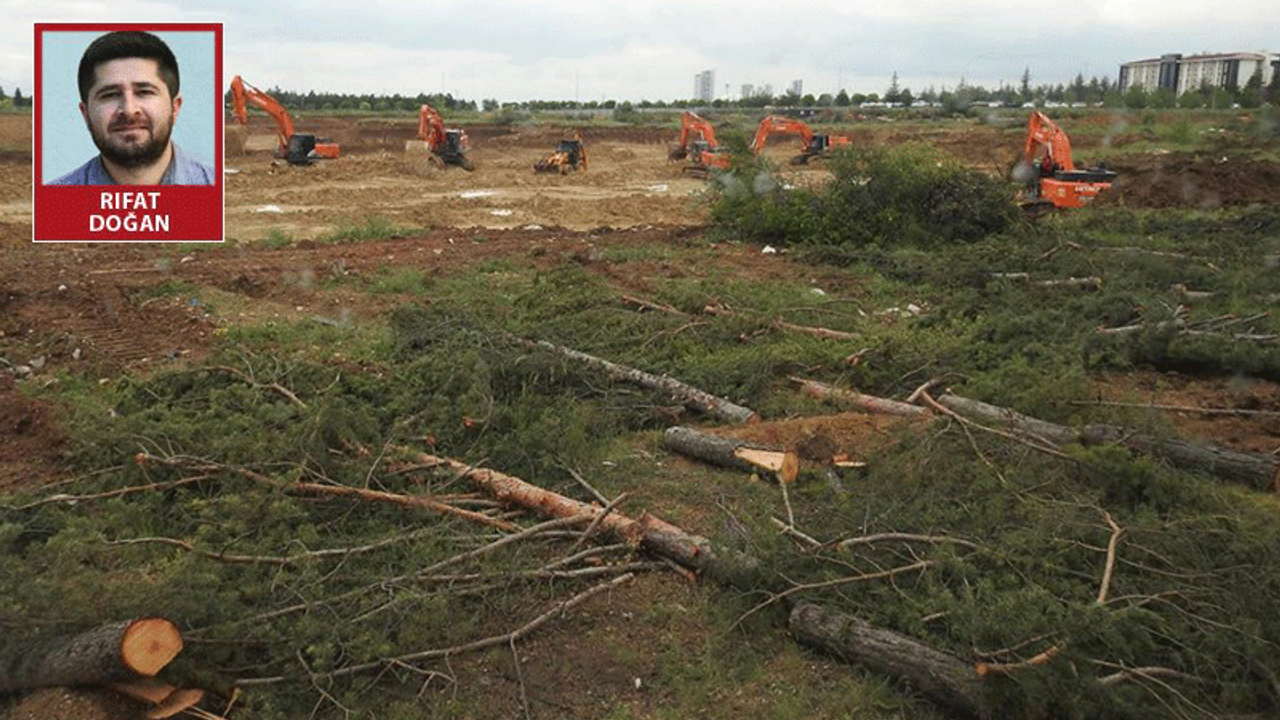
[92,79,163,97]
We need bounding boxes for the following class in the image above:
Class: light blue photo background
[41,29,218,183]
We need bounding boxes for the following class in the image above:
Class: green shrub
[709,144,1020,249]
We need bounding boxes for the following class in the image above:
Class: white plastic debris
[254,205,283,213]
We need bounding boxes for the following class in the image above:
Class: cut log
[0,617,183,693]
[510,336,760,424]
[662,425,800,483]
[933,392,1280,491]
[790,377,931,417]
[789,602,986,719]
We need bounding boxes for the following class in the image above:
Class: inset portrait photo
[34,23,223,242]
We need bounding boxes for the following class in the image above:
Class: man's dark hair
[76,31,179,103]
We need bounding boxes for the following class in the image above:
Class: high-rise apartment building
[1119,51,1278,94]
[694,70,715,102]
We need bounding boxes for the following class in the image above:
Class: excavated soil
[3,111,1280,720]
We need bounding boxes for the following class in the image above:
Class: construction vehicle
[750,116,850,164]
[1016,110,1117,210]
[668,111,730,176]
[415,103,474,171]
[228,75,339,165]
[534,133,587,174]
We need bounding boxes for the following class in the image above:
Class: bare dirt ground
[3,110,1280,719]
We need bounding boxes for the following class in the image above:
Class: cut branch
[200,365,307,408]
[508,335,760,424]
[135,454,518,531]
[704,303,860,341]
[238,573,636,686]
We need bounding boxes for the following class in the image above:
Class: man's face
[80,57,182,168]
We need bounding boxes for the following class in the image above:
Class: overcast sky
[5,0,1278,104]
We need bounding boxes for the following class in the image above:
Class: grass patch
[319,215,410,243]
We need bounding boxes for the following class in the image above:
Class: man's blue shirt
[50,143,216,185]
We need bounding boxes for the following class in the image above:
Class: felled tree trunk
[0,617,183,693]
[510,336,760,424]
[934,392,1279,491]
[405,450,765,588]
[789,602,986,719]
[663,426,800,483]
[790,377,931,417]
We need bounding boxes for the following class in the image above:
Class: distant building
[789,80,803,97]
[694,70,715,102]
[1119,51,1278,94]
[741,83,754,100]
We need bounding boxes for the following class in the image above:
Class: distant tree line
[222,87,481,114]
[0,87,32,109]
[220,67,1280,117]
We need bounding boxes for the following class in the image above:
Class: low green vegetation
[319,215,412,244]
[4,156,1280,718]
[709,144,1021,249]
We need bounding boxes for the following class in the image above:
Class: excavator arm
[229,75,338,165]
[751,116,812,153]
[1023,110,1076,173]
[229,75,295,155]
[418,104,446,150]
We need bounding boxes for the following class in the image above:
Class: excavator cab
[283,134,340,165]
[556,139,584,166]
[436,129,475,171]
[284,135,318,165]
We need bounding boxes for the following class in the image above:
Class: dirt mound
[1101,151,1280,209]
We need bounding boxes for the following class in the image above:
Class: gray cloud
[6,0,1278,102]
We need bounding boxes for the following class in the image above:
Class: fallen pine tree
[929,391,1280,491]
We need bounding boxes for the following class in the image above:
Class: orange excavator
[417,103,474,171]
[533,133,587,174]
[751,116,850,164]
[228,75,339,165]
[1017,111,1117,210]
[668,111,730,175]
